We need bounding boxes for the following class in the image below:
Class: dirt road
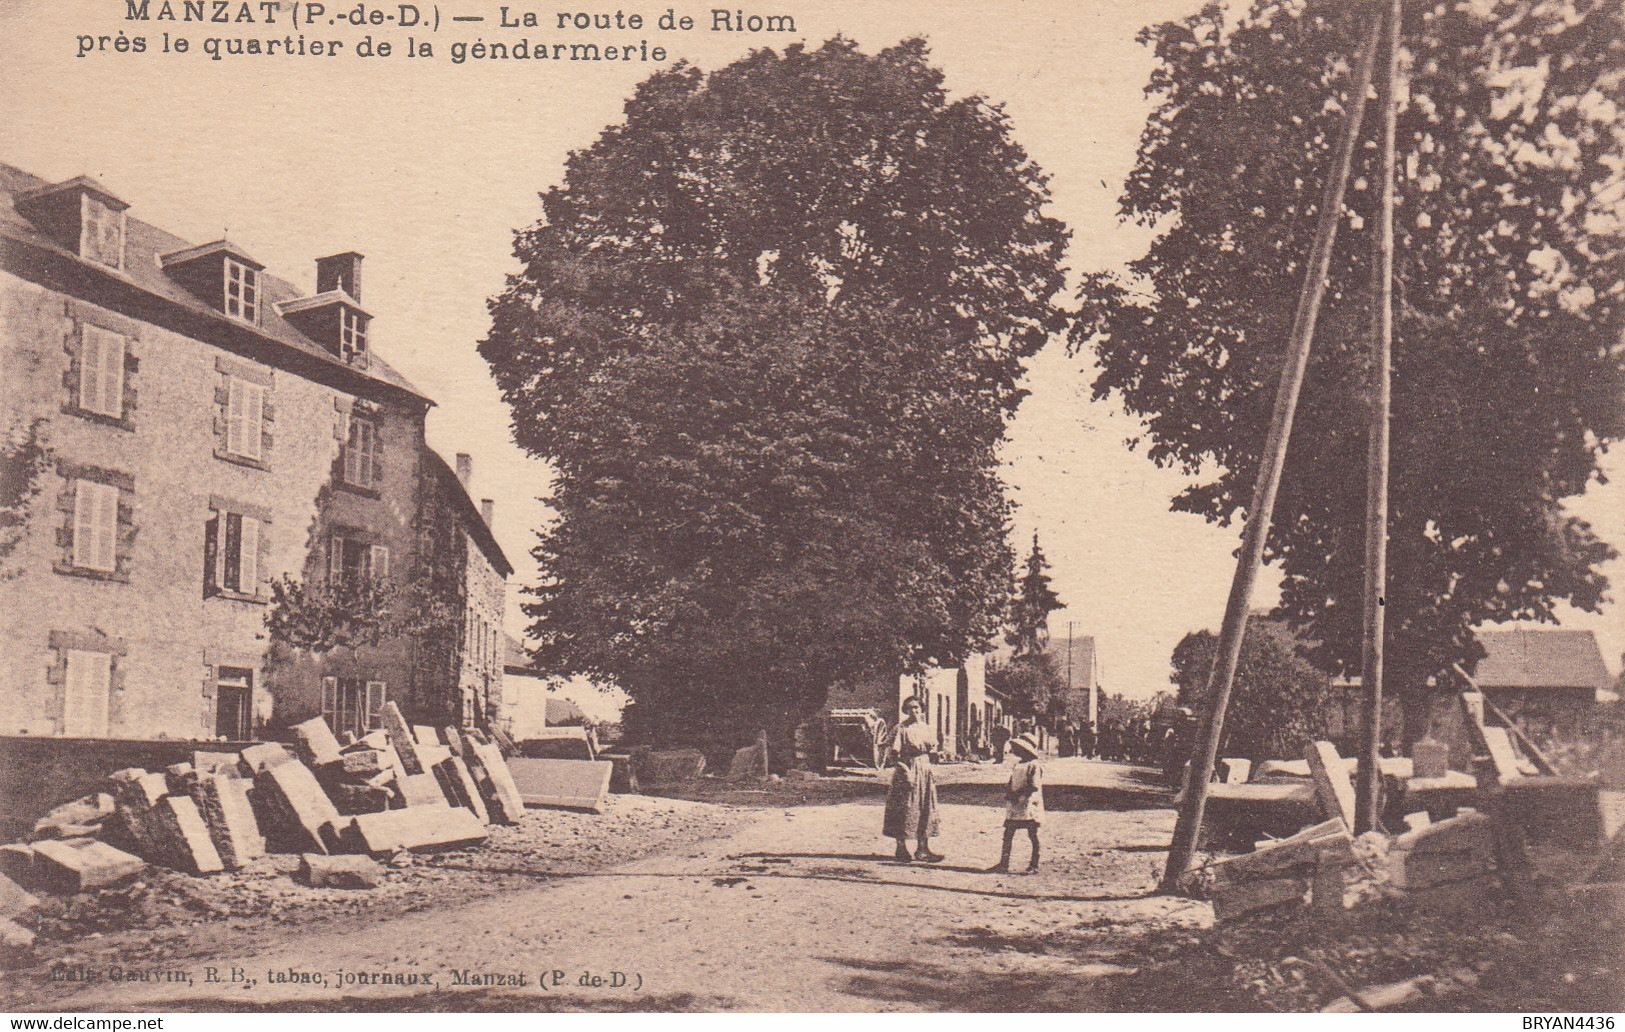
[8,758,1212,1012]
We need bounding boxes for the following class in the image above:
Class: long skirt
[882,755,940,840]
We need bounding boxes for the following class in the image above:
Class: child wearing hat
[991,732,1044,873]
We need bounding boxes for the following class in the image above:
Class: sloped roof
[1473,629,1611,691]
[0,162,426,403]
[1044,634,1100,694]
[424,450,512,578]
[504,633,533,674]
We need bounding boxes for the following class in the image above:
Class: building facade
[0,163,506,743]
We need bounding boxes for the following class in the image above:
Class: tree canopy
[1171,620,1340,761]
[1007,530,1064,658]
[481,38,1069,736]
[1075,0,1625,728]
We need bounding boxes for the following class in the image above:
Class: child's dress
[1005,759,1045,824]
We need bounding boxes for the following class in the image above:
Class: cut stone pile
[0,704,530,958]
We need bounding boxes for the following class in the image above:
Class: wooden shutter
[242,384,263,460]
[73,480,117,572]
[62,650,111,736]
[321,676,338,728]
[365,682,387,730]
[239,516,260,594]
[328,535,344,579]
[223,512,242,590]
[226,378,245,455]
[203,512,219,596]
[78,328,104,414]
[100,330,125,417]
[368,545,390,580]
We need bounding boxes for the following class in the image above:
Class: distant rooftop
[1472,629,1612,691]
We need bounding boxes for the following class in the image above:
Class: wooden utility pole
[1161,8,1384,890]
[1355,0,1401,835]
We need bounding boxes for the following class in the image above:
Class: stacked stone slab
[254,759,341,854]
[461,736,525,824]
[1205,817,1355,922]
[187,773,265,869]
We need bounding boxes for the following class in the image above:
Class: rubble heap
[0,707,533,957]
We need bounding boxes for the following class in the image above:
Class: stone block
[1395,811,1493,855]
[508,758,613,812]
[1218,758,1253,784]
[347,730,391,752]
[0,916,34,953]
[727,743,768,781]
[290,716,345,767]
[1306,741,1356,829]
[193,751,245,777]
[413,725,442,747]
[464,740,525,824]
[1412,739,1450,780]
[39,793,113,828]
[442,726,466,759]
[339,804,489,855]
[328,783,393,816]
[417,744,452,769]
[431,757,489,824]
[638,748,707,786]
[0,872,39,920]
[188,772,265,869]
[297,853,381,889]
[0,845,33,884]
[393,772,447,809]
[30,822,99,841]
[332,750,389,777]
[1211,875,1308,922]
[146,796,224,874]
[380,702,424,775]
[254,761,340,854]
[32,840,144,893]
[240,742,296,773]
[164,762,198,795]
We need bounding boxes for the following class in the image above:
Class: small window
[79,194,124,270]
[225,377,265,460]
[329,535,387,582]
[204,509,262,597]
[340,308,367,362]
[72,480,119,572]
[224,259,259,324]
[62,649,112,736]
[215,667,253,740]
[77,325,126,419]
[342,415,380,488]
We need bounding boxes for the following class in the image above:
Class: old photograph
[0,0,1622,1015]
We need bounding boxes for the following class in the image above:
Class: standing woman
[882,695,943,863]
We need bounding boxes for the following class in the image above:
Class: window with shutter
[343,417,379,487]
[203,513,219,596]
[239,516,259,593]
[62,649,111,736]
[223,512,242,590]
[79,194,124,269]
[225,378,264,460]
[78,326,126,418]
[321,675,339,730]
[368,544,390,580]
[365,681,387,730]
[72,480,119,572]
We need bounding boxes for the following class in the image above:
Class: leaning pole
[1161,6,1384,891]
[1354,0,1402,835]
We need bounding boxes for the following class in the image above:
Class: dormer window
[340,307,367,362]
[80,194,126,269]
[224,258,259,324]
[13,176,130,270]
[160,241,264,322]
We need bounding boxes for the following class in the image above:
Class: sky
[2,0,1620,700]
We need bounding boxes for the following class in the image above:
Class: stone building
[0,162,505,743]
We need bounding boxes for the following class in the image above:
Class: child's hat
[1010,733,1040,759]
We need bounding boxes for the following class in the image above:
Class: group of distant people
[1057,715,1190,767]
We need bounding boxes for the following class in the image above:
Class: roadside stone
[0,845,33,883]
[254,760,341,854]
[31,840,145,893]
[188,772,265,869]
[0,916,34,953]
[290,716,345,767]
[240,742,296,773]
[431,756,489,824]
[339,804,488,854]
[0,872,38,920]
[297,853,381,889]
[380,702,425,775]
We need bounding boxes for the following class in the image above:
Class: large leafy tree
[1076,0,1625,737]
[1171,621,1341,761]
[482,38,1069,737]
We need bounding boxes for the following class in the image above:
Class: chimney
[455,453,473,488]
[316,251,364,302]
[480,499,494,527]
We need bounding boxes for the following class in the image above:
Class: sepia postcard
[0,0,1621,1016]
